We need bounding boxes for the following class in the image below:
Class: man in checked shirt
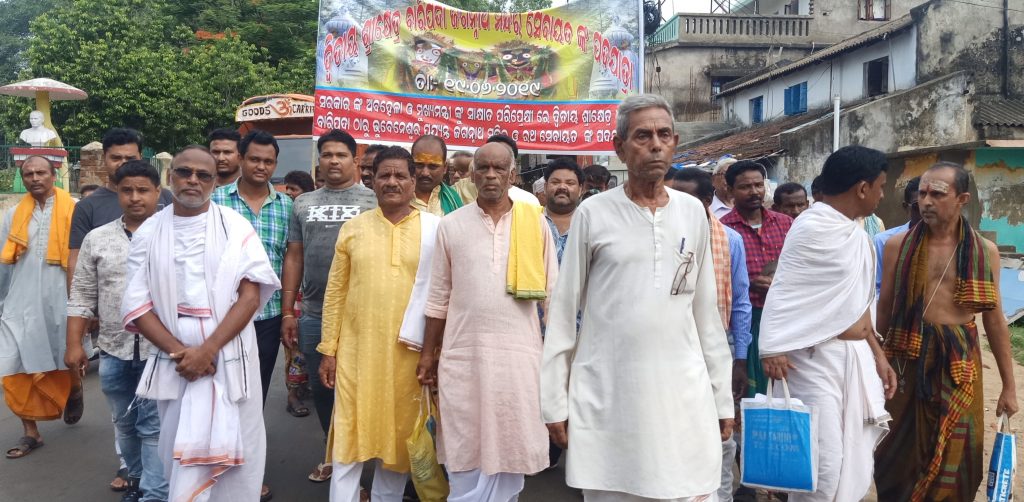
[211,129,291,502]
[719,160,793,399]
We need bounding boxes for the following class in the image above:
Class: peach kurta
[425,202,557,476]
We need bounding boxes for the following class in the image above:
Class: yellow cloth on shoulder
[0,188,74,269]
[506,201,547,300]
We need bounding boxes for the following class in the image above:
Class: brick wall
[78,142,104,188]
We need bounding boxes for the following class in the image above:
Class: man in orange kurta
[0,155,78,459]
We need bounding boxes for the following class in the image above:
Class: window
[864,57,889,97]
[711,77,738,101]
[784,82,808,116]
[750,96,764,124]
[859,0,889,20]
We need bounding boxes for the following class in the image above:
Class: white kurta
[0,196,68,376]
[541,187,734,499]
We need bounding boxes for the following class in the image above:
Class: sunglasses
[171,167,215,182]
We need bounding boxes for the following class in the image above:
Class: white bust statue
[19,111,58,147]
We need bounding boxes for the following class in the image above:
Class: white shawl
[121,204,280,401]
[760,202,876,355]
[398,211,440,350]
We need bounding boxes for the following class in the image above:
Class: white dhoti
[330,459,409,502]
[156,316,266,502]
[759,203,891,502]
[448,469,524,502]
[718,435,737,502]
[583,489,718,502]
[122,204,280,502]
[775,338,889,502]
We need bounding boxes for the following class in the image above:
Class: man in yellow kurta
[317,146,438,502]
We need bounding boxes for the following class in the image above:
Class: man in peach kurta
[417,142,556,502]
[317,146,435,502]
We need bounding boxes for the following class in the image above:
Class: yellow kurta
[410,185,443,216]
[317,208,422,472]
[453,177,478,205]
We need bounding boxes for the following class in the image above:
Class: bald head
[474,142,513,168]
[172,145,215,164]
[21,155,55,174]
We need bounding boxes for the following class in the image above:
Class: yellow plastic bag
[407,386,449,502]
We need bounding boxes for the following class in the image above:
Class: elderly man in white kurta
[542,94,734,502]
[122,147,280,502]
[417,142,556,502]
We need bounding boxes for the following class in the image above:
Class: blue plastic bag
[740,378,818,493]
[987,414,1017,502]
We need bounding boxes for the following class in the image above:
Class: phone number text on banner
[315,89,618,154]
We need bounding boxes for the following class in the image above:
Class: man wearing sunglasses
[122,146,280,502]
[872,176,921,296]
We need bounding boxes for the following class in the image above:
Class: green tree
[166,0,318,66]
[0,0,302,151]
[0,0,57,80]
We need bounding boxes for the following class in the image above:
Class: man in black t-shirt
[69,129,173,280]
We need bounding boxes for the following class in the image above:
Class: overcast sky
[661,0,716,14]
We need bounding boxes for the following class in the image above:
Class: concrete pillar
[153,152,172,187]
[77,142,105,188]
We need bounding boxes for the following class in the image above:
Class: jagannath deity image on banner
[314,0,642,154]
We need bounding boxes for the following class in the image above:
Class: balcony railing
[648,14,681,46]
[648,13,813,45]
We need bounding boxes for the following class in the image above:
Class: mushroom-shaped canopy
[0,78,88,100]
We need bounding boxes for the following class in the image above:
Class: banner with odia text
[314,0,642,154]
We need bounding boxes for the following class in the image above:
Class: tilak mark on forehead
[414,153,444,166]
[923,180,949,194]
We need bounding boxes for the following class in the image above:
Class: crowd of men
[0,93,1018,502]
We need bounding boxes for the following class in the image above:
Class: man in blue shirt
[670,168,752,502]
[541,157,584,262]
[874,177,920,296]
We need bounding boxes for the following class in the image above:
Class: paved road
[0,354,582,502]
